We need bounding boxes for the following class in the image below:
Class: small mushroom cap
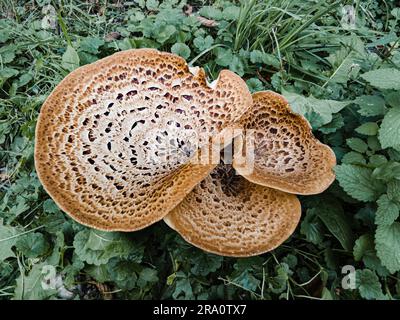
[233,91,336,195]
[164,164,301,257]
[35,49,252,231]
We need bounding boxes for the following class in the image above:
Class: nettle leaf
[372,161,400,181]
[369,154,387,167]
[375,223,400,273]
[171,43,190,59]
[326,49,360,84]
[354,234,374,261]
[319,113,344,134]
[387,180,400,202]
[314,200,354,251]
[385,91,400,108]
[355,95,386,116]
[335,164,385,202]
[379,107,400,151]
[346,138,368,153]
[375,194,400,226]
[282,90,351,129]
[300,209,324,245]
[355,122,379,136]
[61,45,80,72]
[356,269,384,300]
[342,151,366,165]
[361,68,400,90]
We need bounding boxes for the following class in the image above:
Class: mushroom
[164,163,301,257]
[164,91,336,257]
[233,91,336,195]
[35,49,252,231]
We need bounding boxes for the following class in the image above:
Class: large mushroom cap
[164,163,301,257]
[233,91,336,195]
[35,49,252,231]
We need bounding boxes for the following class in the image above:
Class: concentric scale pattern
[234,91,336,195]
[35,49,252,231]
[164,164,301,257]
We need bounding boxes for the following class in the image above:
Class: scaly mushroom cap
[233,91,336,195]
[164,164,301,257]
[35,49,252,231]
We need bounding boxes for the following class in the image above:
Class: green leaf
[326,49,359,84]
[355,122,379,136]
[229,56,245,76]
[137,268,158,288]
[215,48,232,67]
[171,43,190,59]
[14,263,57,300]
[379,108,400,150]
[355,95,386,116]
[354,234,374,261]
[282,90,352,128]
[375,223,400,273]
[172,272,194,299]
[73,229,138,266]
[79,37,105,54]
[61,45,80,72]
[0,220,18,261]
[16,232,50,258]
[387,180,400,202]
[372,161,400,181]
[342,151,366,165]
[300,210,324,245]
[375,194,399,226]
[346,138,368,153]
[222,6,240,20]
[198,6,223,20]
[361,68,400,90]
[356,269,384,300]
[335,164,385,202]
[314,201,354,251]
[319,113,344,134]
[246,78,263,93]
[190,253,223,276]
[369,154,387,167]
[193,35,213,52]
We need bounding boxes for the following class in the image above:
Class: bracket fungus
[34,49,251,231]
[233,91,336,195]
[35,48,336,257]
[164,163,301,257]
[164,91,336,257]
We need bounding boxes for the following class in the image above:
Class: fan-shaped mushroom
[164,163,301,257]
[35,49,252,231]
[233,91,336,195]
[164,91,336,257]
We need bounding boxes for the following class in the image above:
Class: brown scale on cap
[164,163,301,257]
[233,91,336,195]
[34,49,252,231]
